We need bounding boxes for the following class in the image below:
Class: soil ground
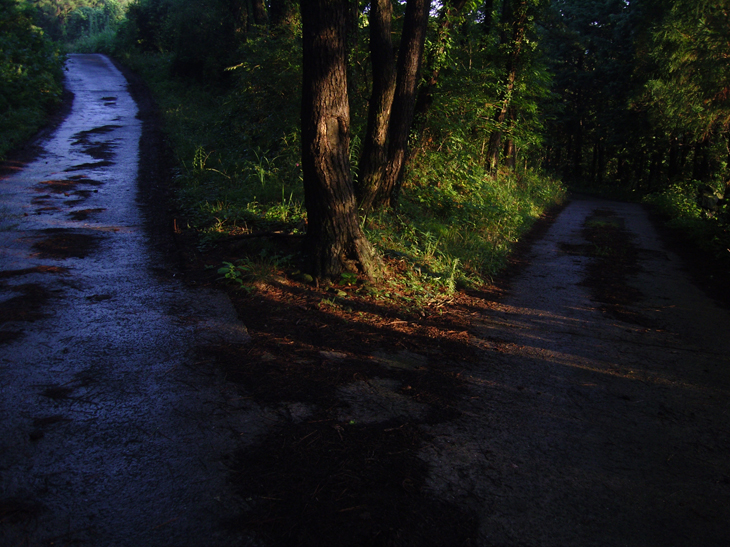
[2,58,730,546]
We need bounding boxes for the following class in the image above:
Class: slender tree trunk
[483,0,495,35]
[269,0,297,29]
[301,0,379,280]
[668,136,679,182]
[251,0,268,25]
[414,0,469,121]
[486,0,528,172]
[378,0,432,207]
[597,140,605,185]
[648,150,662,190]
[692,137,711,181]
[591,138,599,183]
[357,0,396,212]
[572,117,583,180]
[503,106,517,169]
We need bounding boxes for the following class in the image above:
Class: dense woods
[2,0,728,284]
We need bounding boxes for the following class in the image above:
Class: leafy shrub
[120,0,246,82]
[0,0,64,158]
[643,181,730,264]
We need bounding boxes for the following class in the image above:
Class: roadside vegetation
[0,0,64,159]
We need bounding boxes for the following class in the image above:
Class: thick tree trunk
[378,0,432,207]
[301,0,379,280]
[356,0,396,213]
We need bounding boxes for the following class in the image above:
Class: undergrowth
[115,40,565,306]
[643,180,730,266]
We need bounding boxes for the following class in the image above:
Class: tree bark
[378,0,432,207]
[356,0,397,212]
[414,0,470,121]
[483,0,495,35]
[251,0,268,25]
[486,0,528,172]
[301,0,379,280]
[503,106,517,169]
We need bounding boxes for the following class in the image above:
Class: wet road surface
[0,54,256,545]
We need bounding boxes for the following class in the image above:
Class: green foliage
[217,251,292,290]
[643,181,704,220]
[0,0,64,158]
[31,0,130,43]
[643,180,730,265]
[119,0,247,81]
[645,0,730,135]
[377,145,565,289]
[111,3,563,302]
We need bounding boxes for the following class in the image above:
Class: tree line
[4,0,729,277]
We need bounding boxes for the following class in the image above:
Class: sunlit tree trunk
[301,0,379,280]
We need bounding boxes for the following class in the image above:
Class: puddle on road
[64,160,115,171]
[29,229,102,259]
[68,208,106,221]
[0,283,51,315]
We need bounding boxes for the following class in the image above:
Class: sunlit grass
[118,49,566,305]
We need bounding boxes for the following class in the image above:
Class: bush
[0,0,64,158]
[120,0,246,83]
[643,180,730,264]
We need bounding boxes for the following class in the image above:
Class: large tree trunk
[356,0,396,213]
[378,0,432,207]
[300,0,379,280]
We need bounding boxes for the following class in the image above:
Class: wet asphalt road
[0,54,255,545]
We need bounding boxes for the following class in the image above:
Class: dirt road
[2,54,729,546]
[421,198,730,545]
[0,54,254,546]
